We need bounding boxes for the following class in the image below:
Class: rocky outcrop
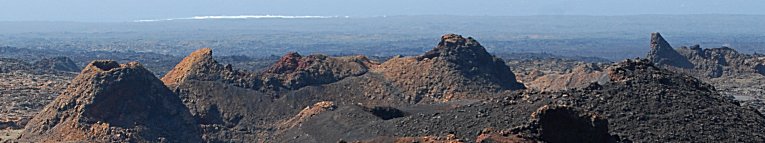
[262,53,371,90]
[375,34,524,102]
[646,32,694,68]
[33,57,80,72]
[756,63,765,75]
[18,60,201,142]
[645,33,765,78]
[526,105,616,143]
[675,45,765,78]
[485,105,619,143]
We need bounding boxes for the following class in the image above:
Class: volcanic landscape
[1,31,764,143]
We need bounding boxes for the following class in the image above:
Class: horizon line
[1,14,764,23]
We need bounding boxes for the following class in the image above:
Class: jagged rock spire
[646,32,694,68]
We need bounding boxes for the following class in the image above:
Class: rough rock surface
[0,58,74,130]
[675,45,765,78]
[0,58,34,73]
[646,32,694,68]
[586,59,765,142]
[516,105,619,143]
[18,60,201,142]
[0,72,70,130]
[473,105,620,143]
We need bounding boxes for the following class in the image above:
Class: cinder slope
[375,34,525,102]
[19,60,201,142]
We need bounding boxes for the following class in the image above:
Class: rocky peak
[419,34,484,61]
[161,48,224,87]
[439,33,481,47]
[19,60,201,142]
[647,32,694,68]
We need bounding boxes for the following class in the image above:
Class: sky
[1,0,765,22]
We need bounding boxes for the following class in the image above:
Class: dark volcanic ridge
[162,34,525,102]
[643,32,765,113]
[646,32,765,78]
[11,33,765,143]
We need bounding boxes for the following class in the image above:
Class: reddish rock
[161,48,224,88]
[262,53,371,90]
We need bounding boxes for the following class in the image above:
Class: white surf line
[134,15,349,22]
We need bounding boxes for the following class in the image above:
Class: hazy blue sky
[2,0,765,22]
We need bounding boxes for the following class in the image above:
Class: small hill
[18,60,201,142]
[375,34,525,102]
[33,57,80,72]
